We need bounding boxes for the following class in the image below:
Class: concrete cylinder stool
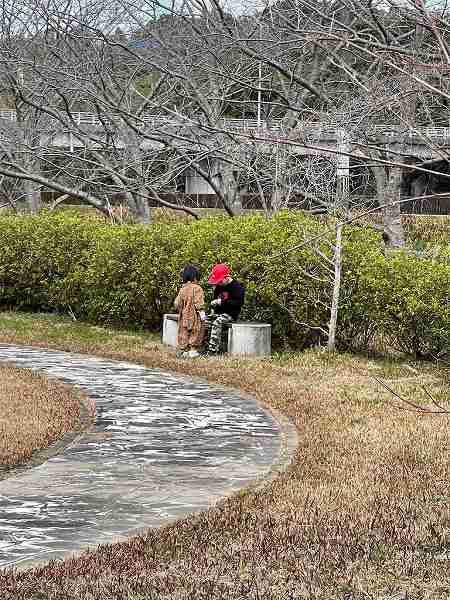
[162,314,179,347]
[228,322,271,357]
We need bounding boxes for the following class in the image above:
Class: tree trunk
[219,163,241,214]
[133,194,152,224]
[101,152,152,224]
[113,191,152,225]
[372,163,405,248]
[23,178,42,213]
[383,166,405,248]
[270,188,283,215]
[328,222,342,352]
[21,154,42,213]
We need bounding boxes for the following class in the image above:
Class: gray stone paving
[0,345,280,569]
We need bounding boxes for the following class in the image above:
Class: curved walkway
[0,345,283,569]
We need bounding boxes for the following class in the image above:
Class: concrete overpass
[0,109,449,198]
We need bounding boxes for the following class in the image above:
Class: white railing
[0,108,449,141]
[0,110,16,121]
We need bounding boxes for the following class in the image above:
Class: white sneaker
[187,349,200,358]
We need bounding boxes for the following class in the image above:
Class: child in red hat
[205,264,245,355]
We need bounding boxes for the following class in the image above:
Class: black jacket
[213,280,245,321]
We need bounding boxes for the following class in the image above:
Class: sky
[168,0,272,17]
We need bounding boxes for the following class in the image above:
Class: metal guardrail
[0,109,450,140]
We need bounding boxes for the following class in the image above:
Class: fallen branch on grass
[374,377,450,414]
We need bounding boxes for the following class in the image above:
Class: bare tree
[0,0,204,220]
[1,0,450,230]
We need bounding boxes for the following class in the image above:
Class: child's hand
[211,298,221,307]
[199,310,207,321]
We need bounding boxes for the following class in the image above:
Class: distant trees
[0,0,448,229]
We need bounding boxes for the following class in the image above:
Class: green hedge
[0,213,104,310]
[350,250,450,357]
[340,231,450,356]
[58,211,330,344]
[0,211,448,357]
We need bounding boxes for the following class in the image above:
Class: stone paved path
[0,345,281,569]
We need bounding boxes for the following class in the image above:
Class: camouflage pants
[207,313,234,354]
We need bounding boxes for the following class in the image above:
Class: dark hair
[182,265,200,283]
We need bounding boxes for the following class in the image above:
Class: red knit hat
[208,263,231,284]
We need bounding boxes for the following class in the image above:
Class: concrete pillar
[185,159,220,194]
[162,314,178,347]
[184,160,242,214]
[185,172,217,194]
[228,323,271,357]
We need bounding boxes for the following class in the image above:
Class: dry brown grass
[354,212,450,244]
[0,364,81,468]
[0,314,449,599]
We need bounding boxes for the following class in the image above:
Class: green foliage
[337,226,386,351]
[0,211,104,310]
[363,252,450,358]
[341,230,450,357]
[0,211,448,357]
